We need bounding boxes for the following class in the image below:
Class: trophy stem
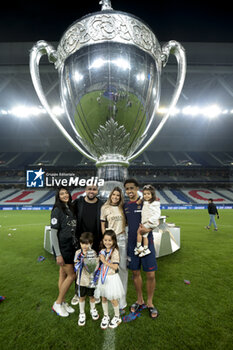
[97,164,128,183]
[97,165,128,199]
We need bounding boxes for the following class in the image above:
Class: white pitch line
[102,303,115,350]
[102,328,115,350]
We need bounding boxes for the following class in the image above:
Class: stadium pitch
[0,209,233,350]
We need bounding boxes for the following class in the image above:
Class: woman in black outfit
[51,186,77,317]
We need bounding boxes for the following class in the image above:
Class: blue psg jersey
[124,199,142,252]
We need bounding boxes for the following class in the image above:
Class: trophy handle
[128,40,186,161]
[29,40,96,162]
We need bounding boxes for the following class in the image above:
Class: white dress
[94,248,125,301]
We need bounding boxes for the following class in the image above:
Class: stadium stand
[1,186,233,207]
[0,149,232,207]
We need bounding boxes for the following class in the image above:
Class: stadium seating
[1,150,233,169]
[0,186,232,207]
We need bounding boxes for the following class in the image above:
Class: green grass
[0,210,233,350]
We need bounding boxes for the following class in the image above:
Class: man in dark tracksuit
[206,198,219,231]
[71,185,104,304]
[73,186,103,252]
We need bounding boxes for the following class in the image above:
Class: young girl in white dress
[100,186,127,310]
[135,184,161,257]
[94,229,125,329]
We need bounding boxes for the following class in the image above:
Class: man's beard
[86,194,97,201]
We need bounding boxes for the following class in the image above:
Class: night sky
[0,0,232,43]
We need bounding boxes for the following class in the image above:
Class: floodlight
[11,106,30,118]
[202,104,221,118]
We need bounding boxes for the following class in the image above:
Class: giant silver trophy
[30,0,186,196]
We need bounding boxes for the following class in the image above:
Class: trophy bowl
[30,0,186,187]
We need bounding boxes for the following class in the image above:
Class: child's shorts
[79,286,95,297]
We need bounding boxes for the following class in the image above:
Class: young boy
[74,232,99,326]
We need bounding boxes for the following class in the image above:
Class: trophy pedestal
[153,216,180,258]
[97,164,128,183]
[97,164,128,200]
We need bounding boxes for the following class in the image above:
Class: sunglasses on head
[143,185,152,190]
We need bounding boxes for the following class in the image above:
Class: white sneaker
[63,302,75,313]
[100,315,110,329]
[134,245,144,255]
[52,302,69,317]
[78,313,86,326]
[139,248,151,257]
[109,316,122,329]
[90,307,99,320]
[71,294,79,305]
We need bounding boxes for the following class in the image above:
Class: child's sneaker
[109,316,122,329]
[134,245,144,255]
[78,313,86,326]
[90,307,99,320]
[139,248,151,257]
[100,315,110,329]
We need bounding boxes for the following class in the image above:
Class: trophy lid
[86,248,96,259]
[55,0,160,70]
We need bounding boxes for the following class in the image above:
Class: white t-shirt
[101,204,125,235]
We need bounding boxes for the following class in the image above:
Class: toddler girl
[135,184,161,257]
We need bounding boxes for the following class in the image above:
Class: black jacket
[208,202,218,215]
[73,196,104,250]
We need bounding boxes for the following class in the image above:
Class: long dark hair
[101,229,118,251]
[53,186,74,214]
